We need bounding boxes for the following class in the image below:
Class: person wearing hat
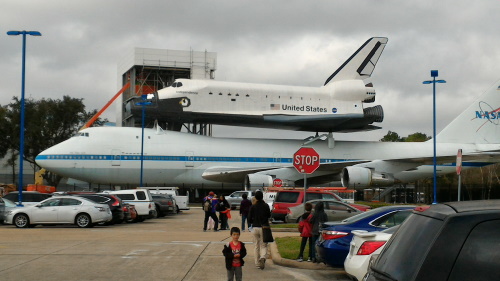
[203,191,219,231]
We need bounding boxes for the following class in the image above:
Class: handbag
[262,226,274,243]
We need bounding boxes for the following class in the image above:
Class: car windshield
[1,198,16,207]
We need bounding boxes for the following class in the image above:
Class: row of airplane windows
[44,155,347,163]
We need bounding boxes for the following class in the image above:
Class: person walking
[310,201,327,262]
[296,202,313,262]
[203,191,219,232]
[248,190,271,270]
[222,227,247,281]
[217,195,231,230]
[239,193,252,232]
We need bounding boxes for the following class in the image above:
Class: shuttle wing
[324,37,388,85]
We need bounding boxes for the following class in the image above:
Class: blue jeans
[241,214,249,231]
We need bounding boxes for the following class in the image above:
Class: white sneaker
[296,258,303,262]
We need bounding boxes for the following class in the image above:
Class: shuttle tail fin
[437,79,500,144]
[324,37,388,86]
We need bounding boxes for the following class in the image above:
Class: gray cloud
[1,0,499,141]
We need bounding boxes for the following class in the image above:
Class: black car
[74,194,125,224]
[365,200,500,281]
[3,191,52,206]
[152,194,176,217]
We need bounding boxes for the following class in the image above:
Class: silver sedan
[285,199,361,223]
[4,196,112,228]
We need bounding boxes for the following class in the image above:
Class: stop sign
[273,178,283,187]
[293,147,320,174]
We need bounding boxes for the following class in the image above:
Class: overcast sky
[1,0,499,141]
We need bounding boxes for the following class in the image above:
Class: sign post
[293,147,320,202]
[456,149,462,201]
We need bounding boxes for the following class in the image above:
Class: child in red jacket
[223,227,247,281]
[297,202,313,262]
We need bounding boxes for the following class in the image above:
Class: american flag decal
[270,104,280,110]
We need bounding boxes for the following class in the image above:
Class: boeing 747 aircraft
[127,37,387,132]
[36,79,500,190]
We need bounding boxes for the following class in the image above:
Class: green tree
[405,132,431,142]
[380,131,403,142]
[1,96,107,187]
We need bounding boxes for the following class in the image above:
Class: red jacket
[299,213,313,238]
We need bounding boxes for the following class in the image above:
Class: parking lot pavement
[0,207,350,281]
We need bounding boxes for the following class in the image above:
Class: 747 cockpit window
[74,132,89,137]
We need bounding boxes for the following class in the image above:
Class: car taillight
[322,230,349,240]
[110,196,120,207]
[356,241,386,255]
[167,201,172,206]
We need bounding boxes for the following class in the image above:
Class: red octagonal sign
[293,147,320,174]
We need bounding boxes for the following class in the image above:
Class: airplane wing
[324,37,388,85]
[201,160,371,183]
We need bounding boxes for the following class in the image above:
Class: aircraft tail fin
[324,37,388,86]
[437,79,500,144]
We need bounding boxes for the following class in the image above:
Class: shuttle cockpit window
[74,132,89,137]
[171,82,183,88]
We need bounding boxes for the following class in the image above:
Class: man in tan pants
[248,191,271,269]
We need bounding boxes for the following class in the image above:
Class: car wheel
[176,205,180,214]
[75,213,93,228]
[14,214,30,228]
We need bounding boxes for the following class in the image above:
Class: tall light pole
[7,30,42,207]
[423,70,446,204]
[136,94,152,187]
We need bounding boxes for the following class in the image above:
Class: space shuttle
[127,37,388,132]
[36,78,500,190]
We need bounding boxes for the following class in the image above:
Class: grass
[271,223,298,229]
[275,236,312,260]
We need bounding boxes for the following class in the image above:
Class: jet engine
[244,174,274,191]
[341,167,394,188]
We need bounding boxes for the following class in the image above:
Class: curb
[268,240,345,272]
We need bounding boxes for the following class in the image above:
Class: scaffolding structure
[117,48,217,131]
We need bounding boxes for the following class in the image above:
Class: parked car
[285,199,362,223]
[74,193,125,224]
[152,194,176,217]
[344,225,399,281]
[365,200,500,281]
[4,196,112,228]
[3,191,52,206]
[107,189,156,221]
[317,205,415,267]
[226,191,253,210]
[271,189,369,222]
[0,197,17,224]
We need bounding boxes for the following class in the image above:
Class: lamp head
[431,70,438,77]
[7,30,42,36]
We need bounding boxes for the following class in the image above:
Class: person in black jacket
[217,195,230,230]
[310,201,328,263]
[239,193,252,231]
[222,227,247,281]
[248,190,271,269]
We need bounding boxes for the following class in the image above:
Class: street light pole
[7,30,42,207]
[423,70,446,204]
[136,95,152,187]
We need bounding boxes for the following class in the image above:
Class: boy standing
[223,227,247,281]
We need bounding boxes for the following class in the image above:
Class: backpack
[203,198,212,212]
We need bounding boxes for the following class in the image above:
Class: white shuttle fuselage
[128,37,387,132]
